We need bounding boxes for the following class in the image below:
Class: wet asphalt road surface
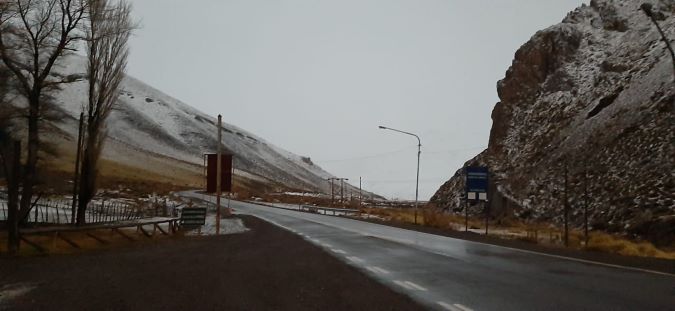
[182,192,675,311]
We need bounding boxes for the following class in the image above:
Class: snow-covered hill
[46,55,354,194]
[431,0,675,245]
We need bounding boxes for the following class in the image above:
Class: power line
[424,146,487,154]
[363,178,448,184]
[318,145,417,162]
[317,145,487,163]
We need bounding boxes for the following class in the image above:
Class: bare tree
[0,60,21,253]
[0,0,87,223]
[76,0,134,225]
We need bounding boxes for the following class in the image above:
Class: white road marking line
[331,249,347,254]
[393,280,413,290]
[453,304,473,311]
[366,266,390,274]
[372,267,390,274]
[403,281,426,291]
[437,302,461,311]
[346,256,364,263]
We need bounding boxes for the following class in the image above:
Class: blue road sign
[466,166,488,201]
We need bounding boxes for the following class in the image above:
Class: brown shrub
[586,232,675,259]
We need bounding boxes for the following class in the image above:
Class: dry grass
[360,205,675,260]
[0,227,178,256]
[586,232,675,259]
[362,206,482,229]
[30,141,284,198]
[259,193,337,208]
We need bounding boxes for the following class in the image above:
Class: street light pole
[216,115,222,235]
[378,125,421,225]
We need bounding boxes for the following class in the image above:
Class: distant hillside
[18,54,369,196]
[431,0,675,245]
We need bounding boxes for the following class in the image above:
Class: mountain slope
[431,0,675,245]
[41,55,357,195]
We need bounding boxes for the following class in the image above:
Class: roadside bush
[421,207,450,229]
[586,232,675,259]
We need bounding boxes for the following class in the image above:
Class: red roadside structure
[204,153,233,193]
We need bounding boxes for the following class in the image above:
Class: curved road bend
[180,192,674,311]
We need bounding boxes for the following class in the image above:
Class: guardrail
[19,217,180,253]
[298,205,360,216]
[245,200,362,217]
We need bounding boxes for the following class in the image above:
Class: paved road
[182,192,675,311]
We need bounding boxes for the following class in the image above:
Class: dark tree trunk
[76,130,100,226]
[18,92,40,223]
[4,141,21,254]
[76,153,92,226]
[71,112,85,224]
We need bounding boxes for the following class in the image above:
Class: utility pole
[485,200,489,235]
[327,178,336,206]
[359,177,362,208]
[340,178,345,203]
[216,114,222,235]
[465,199,469,232]
[583,162,589,246]
[464,170,469,232]
[71,112,84,224]
[563,161,569,247]
[337,178,348,205]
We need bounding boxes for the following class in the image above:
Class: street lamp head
[378,126,387,129]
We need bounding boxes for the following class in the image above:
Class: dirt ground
[0,215,423,311]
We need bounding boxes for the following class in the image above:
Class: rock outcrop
[431,0,675,245]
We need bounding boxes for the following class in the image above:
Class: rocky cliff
[431,0,675,245]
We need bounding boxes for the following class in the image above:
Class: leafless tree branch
[0,0,88,222]
[77,0,136,225]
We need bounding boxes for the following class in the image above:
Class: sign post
[204,148,233,235]
[205,154,233,193]
[204,115,234,235]
[180,207,207,232]
[216,115,222,235]
[465,166,489,234]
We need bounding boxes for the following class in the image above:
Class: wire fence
[0,196,178,226]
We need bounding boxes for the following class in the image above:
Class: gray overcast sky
[126,0,585,200]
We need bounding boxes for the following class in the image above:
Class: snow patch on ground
[184,216,249,236]
[0,283,37,306]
